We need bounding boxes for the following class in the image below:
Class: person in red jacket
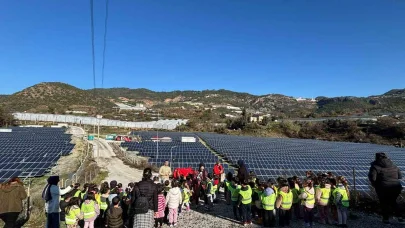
[213,161,224,183]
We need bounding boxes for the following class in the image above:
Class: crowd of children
[53,168,351,228]
[221,170,351,227]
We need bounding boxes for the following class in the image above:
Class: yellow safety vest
[320,188,331,205]
[274,186,278,195]
[65,207,81,225]
[81,201,96,219]
[239,186,252,205]
[291,188,299,204]
[303,189,315,206]
[224,180,230,188]
[74,190,81,198]
[261,192,276,211]
[207,182,216,195]
[212,184,218,194]
[279,191,293,210]
[182,190,191,203]
[333,188,349,207]
[228,184,241,202]
[100,197,108,210]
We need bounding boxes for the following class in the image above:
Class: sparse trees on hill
[0,107,14,127]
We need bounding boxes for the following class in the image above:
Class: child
[99,187,110,227]
[329,177,338,225]
[163,180,171,223]
[205,173,215,211]
[224,172,233,205]
[106,196,123,228]
[316,178,331,224]
[65,197,83,228]
[81,192,100,228]
[261,183,276,227]
[228,177,241,220]
[289,179,300,220]
[165,180,182,227]
[181,182,192,212]
[60,192,72,227]
[299,178,315,227]
[238,180,253,226]
[155,184,165,228]
[334,176,350,228]
[276,181,293,227]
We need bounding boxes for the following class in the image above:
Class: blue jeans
[46,212,60,228]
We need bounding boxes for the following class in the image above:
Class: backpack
[133,192,149,214]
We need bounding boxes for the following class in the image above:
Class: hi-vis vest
[65,206,81,225]
[207,182,216,195]
[320,188,331,205]
[183,189,191,203]
[291,188,300,204]
[74,190,81,198]
[224,180,230,189]
[279,191,293,210]
[81,201,96,219]
[303,189,315,206]
[228,184,241,202]
[261,192,276,210]
[333,188,349,207]
[100,197,108,210]
[239,186,252,205]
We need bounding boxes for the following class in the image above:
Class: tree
[0,108,14,127]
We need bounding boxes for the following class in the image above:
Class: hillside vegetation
[0,82,404,119]
[0,82,115,114]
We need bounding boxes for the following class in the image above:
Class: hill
[1,82,404,118]
[0,82,115,114]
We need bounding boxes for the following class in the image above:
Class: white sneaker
[174,223,177,226]
[169,225,173,227]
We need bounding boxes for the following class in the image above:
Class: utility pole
[156,111,159,159]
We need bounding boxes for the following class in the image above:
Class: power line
[90,0,96,90]
[101,0,109,88]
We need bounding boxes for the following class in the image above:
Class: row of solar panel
[0,128,74,182]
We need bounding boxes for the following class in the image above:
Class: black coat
[106,207,123,228]
[131,179,158,212]
[368,158,402,191]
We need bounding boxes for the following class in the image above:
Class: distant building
[65,110,87,114]
[249,114,264,123]
[115,103,146,111]
[225,114,236,118]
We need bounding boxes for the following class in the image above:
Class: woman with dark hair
[0,177,27,228]
[192,163,208,206]
[131,168,158,228]
[237,160,249,183]
[368,152,404,225]
[42,176,72,228]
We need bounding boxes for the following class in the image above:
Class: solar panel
[0,127,74,182]
[196,132,405,191]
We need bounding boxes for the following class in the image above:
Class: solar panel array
[197,133,405,191]
[0,127,74,182]
[123,132,229,173]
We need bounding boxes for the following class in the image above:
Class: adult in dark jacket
[131,168,158,228]
[368,152,404,224]
[0,177,27,228]
[192,163,208,206]
[237,160,249,183]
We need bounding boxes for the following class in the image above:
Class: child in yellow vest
[229,177,242,220]
[181,182,192,212]
[275,181,293,227]
[81,192,100,228]
[261,183,276,227]
[316,178,331,224]
[65,197,83,228]
[334,176,350,228]
[238,180,253,226]
[299,178,315,227]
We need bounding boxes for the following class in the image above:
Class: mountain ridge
[1,82,404,117]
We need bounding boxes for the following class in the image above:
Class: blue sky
[1,0,404,97]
